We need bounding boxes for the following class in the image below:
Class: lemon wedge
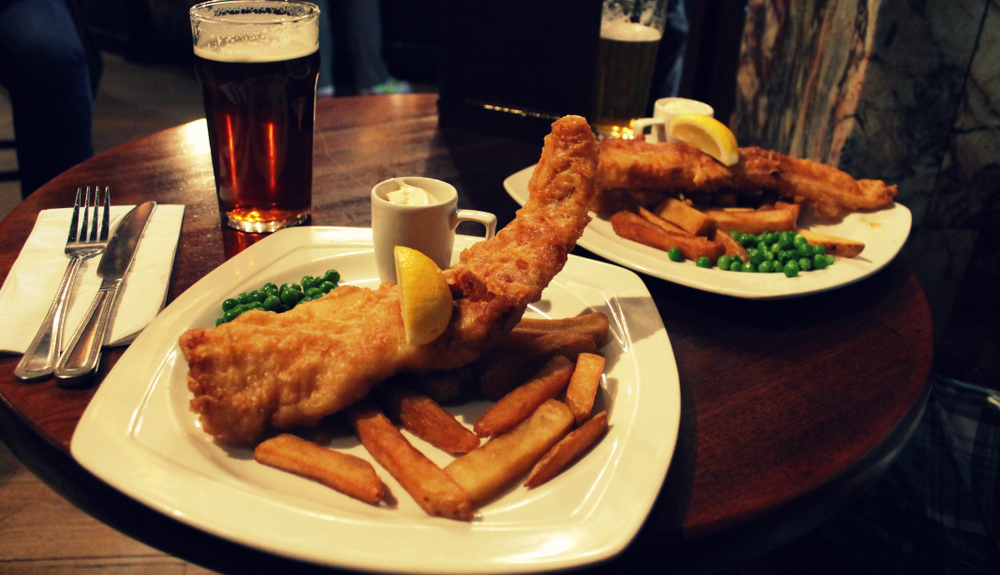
[668,113,740,166]
[394,246,453,345]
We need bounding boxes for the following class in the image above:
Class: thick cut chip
[445,399,575,506]
[525,411,609,488]
[565,353,606,424]
[474,330,596,401]
[343,399,473,520]
[377,380,480,455]
[254,434,385,505]
[474,356,575,437]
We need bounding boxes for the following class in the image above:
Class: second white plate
[504,164,912,299]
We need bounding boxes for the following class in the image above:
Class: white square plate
[505,165,912,299]
[72,227,680,574]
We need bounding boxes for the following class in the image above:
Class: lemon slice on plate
[669,113,740,166]
[394,246,453,345]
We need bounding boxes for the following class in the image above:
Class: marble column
[731,0,1000,387]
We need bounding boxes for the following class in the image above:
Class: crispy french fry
[254,434,385,505]
[639,206,689,234]
[654,197,715,236]
[524,411,609,488]
[377,381,480,455]
[795,227,865,258]
[343,399,473,520]
[704,205,799,234]
[712,227,749,260]
[474,356,574,438]
[475,330,596,401]
[496,312,610,349]
[611,211,725,262]
[445,399,575,506]
[565,353,605,424]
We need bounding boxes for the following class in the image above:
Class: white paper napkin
[0,204,185,354]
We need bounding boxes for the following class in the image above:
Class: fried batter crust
[593,139,897,218]
[180,115,600,446]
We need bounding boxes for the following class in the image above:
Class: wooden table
[0,94,934,574]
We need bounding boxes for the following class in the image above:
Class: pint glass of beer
[190,0,320,233]
[593,0,669,139]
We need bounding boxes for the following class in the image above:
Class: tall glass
[189,0,320,233]
[592,0,668,139]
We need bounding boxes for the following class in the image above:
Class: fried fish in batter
[180,115,600,446]
[593,139,897,219]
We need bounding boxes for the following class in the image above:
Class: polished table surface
[0,94,934,574]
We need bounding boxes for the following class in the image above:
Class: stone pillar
[731,0,1000,387]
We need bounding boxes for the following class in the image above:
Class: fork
[15,186,111,381]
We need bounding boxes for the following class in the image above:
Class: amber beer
[190,1,320,233]
[593,20,663,139]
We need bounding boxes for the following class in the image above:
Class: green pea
[812,254,828,270]
[262,294,282,311]
[758,261,772,273]
[223,308,242,323]
[824,254,835,266]
[667,247,684,262]
[747,248,764,265]
[237,291,253,305]
[783,260,800,278]
[778,231,795,248]
[717,255,732,270]
[300,275,317,290]
[813,244,826,256]
[280,288,302,306]
[297,295,313,306]
[261,283,279,296]
[731,254,744,265]
[742,262,755,272]
[215,317,225,326]
[280,283,302,293]
[761,232,777,245]
[729,230,741,239]
[793,234,809,250]
[319,281,337,293]
[305,287,323,298]
[729,261,743,272]
[323,269,341,285]
[763,250,775,262]
[696,256,711,268]
[222,298,239,312]
[798,257,813,272]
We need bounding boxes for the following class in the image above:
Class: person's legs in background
[344,0,410,95]
[0,0,100,197]
[314,0,335,98]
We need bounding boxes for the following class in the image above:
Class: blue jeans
[0,0,98,197]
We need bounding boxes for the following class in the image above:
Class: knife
[54,201,157,386]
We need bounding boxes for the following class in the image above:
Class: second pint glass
[190,0,320,233]
[593,0,668,139]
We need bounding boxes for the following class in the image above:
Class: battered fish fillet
[180,115,599,446]
[593,139,897,218]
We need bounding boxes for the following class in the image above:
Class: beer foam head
[600,0,666,41]
[600,20,663,42]
[191,1,319,62]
